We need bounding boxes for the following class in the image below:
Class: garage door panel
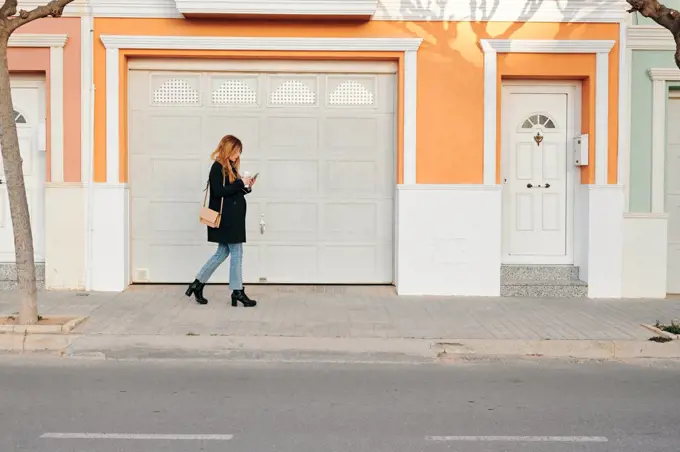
[326,76,377,108]
[322,202,378,241]
[667,148,680,193]
[147,114,204,153]
[128,71,151,110]
[266,116,319,149]
[209,75,260,108]
[319,245,391,283]
[137,244,214,282]
[245,202,263,236]
[668,199,680,242]
[326,160,380,196]
[263,202,318,241]
[204,116,262,155]
[242,245,262,282]
[151,157,203,199]
[324,117,379,149]
[130,197,151,240]
[265,245,319,282]
[151,200,198,233]
[150,74,202,107]
[266,160,319,193]
[268,76,319,107]
[129,154,153,198]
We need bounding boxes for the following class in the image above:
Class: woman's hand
[242,176,252,186]
[249,177,257,187]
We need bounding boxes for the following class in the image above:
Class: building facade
[8,0,633,297]
[623,2,680,298]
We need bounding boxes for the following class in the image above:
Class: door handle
[544,183,550,188]
[527,183,533,188]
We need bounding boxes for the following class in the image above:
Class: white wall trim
[90,0,184,17]
[17,0,87,15]
[100,35,422,51]
[627,25,675,50]
[9,33,68,183]
[104,47,120,183]
[87,0,627,22]
[480,39,616,186]
[618,21,630,210]
[174,0,378,18]
[648,68,680,214]
[624,212,669,219]
[9,33,68,48]
[397,184,502,191]
[100,35,422,184]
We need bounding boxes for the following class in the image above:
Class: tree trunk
[0,34,38,325]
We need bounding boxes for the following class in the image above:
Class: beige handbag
[199,173,225,228]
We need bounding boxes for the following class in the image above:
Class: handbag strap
[219,173,225,215]
[203,171,227,216]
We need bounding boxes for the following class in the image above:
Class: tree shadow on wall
[376,0,621,68]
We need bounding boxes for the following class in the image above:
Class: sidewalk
[1,285,680,361]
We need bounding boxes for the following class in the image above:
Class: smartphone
[251,172,260,181]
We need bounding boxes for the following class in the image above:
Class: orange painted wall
[93,18,619,184]
[11,18,81,182]
[499,53,599,184]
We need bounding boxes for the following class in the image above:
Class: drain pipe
[82,1,95,291]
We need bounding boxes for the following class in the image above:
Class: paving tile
[2,286,680,341]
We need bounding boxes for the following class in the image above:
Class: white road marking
[40,433,234,441]
[426,436,608,443]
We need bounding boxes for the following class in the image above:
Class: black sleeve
[209,163,245,197]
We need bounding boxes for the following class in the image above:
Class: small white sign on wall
[574,133,589,166]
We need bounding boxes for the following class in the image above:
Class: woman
[185,134,257,307]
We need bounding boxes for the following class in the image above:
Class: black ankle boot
[185,279,208,305]
[231,289,256,307]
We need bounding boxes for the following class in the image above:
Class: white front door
[502,85,574,264]
[0,77,45,263]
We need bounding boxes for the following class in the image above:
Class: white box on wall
[622,213,668,298]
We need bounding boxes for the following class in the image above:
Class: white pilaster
[403,49,417,184]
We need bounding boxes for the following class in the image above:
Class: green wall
[629,2,680,211]
[629,50,678,212]
[632,2,680,25]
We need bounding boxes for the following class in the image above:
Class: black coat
[206,161,250,244]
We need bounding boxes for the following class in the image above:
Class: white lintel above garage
[173,0,379,19]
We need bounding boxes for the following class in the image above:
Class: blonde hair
[211,135,243,183]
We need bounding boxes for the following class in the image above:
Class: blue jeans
[196,243,243,290]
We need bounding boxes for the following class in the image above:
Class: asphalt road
[0,356,678,452]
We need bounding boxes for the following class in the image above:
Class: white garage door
[666,91,680,293]
[128,59,396,284]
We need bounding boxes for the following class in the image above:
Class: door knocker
[534,131,544,147]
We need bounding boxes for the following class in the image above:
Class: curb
[0,316,87,334]
[433,339,680,359]
[0,333,75,353]
[2,334,680,361]
[641,324,680,341]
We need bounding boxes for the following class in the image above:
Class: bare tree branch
[627,0,680,68]
[7,0,73,32]
[0,1,18,19]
